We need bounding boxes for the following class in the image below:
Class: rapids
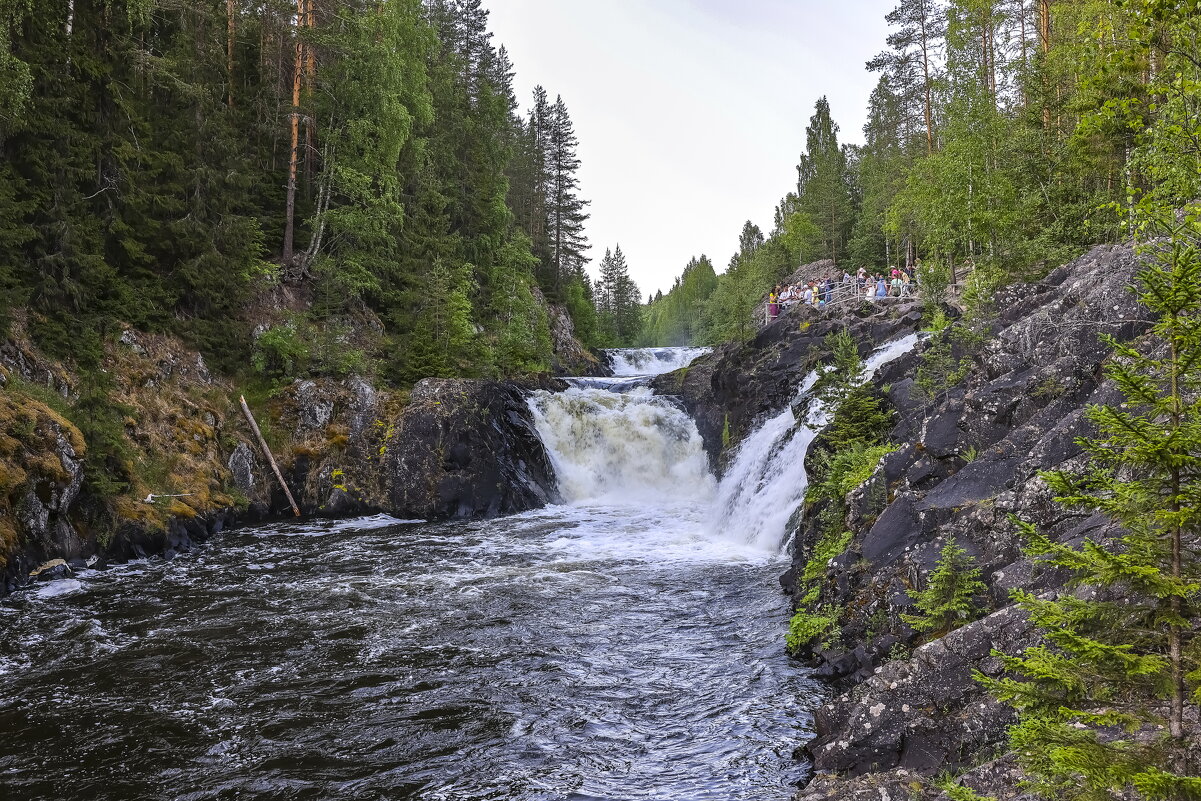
[0,341,916,800]
[603,347,712,377]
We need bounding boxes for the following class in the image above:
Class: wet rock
[659,296,926,463]
[382,378,561,519]
[29,558,71,581]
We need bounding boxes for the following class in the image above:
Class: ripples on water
[0,509,820,801]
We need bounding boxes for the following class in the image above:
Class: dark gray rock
[764,243,1157,800]
[807,605,1035,778]
[862,496,921,564]
[383,378,561,520]
[227,442,257,497]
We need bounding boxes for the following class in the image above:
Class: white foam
[528,386,715,506]
[32,579,83,598]
[708,334,921,552]
[605,347,712,377]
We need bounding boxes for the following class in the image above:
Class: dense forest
[642,0,1201,346]
[0,0,648,382]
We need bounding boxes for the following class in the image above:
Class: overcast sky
[485,1,894,297]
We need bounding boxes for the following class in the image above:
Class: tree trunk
[919,0,935,154]
[226,0,236,108]
[1169,335,1185,742]
[1040,0,1052,130]
[303,0,316,189]
[282,0,304,267]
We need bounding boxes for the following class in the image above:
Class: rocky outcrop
[655,297,925,465]
[778,244,1150,798]
[382,378,561,518]
[1,322,566,595]
[533,286,604,376]
[0,388,88,582]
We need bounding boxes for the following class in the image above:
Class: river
[0,342,915,800]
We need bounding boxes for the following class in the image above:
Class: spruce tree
[902,537,986,637]
[981,226,1201,799]
[796,97,855,265]
[546,94,589,293]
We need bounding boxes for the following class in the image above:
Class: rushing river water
[0,510,813,801]
[0,343,915,800]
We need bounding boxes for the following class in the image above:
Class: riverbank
[668,244,1156,798]
[0,310,591,596]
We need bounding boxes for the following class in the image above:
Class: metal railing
[763,280,965,325]
[764,282,913,325]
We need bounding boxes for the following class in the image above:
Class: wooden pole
[239,395,301,518]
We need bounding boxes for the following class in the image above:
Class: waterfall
[528,333,919,554]
[605,347,712,377]
[708,333,921,551]
[528,386,715,505]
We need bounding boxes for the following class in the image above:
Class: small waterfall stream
[709,333,921,550]
[603,347,712,377]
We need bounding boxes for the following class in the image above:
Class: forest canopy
[642,0,1201,347]
[0,0,647,379]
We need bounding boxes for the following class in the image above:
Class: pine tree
[980,225,1201,799]
[867,0,946,155]
[796,97,855,265]
[546,94,589,293]
[902,537,986,637]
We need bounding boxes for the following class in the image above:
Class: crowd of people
[766,265,916,321]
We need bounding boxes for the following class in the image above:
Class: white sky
[486,0,894,297]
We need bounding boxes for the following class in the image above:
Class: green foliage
[810,442,897,507]
[594,245,641,347]
[640,255,717,346]
[721,413,731,450]
[934,776,997,801]
[914,321,986,405]
[790,336,897,649]
[902,537,986,637]
[0,0,566,387]
[252,323,309,380]
[562,275,600,350]
[916,260,953,309]
[786,608,838,655]
[798,528,854,606]
[979,223,1201,799]
[796,97,855,265]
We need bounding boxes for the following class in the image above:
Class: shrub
[786,609,838,655]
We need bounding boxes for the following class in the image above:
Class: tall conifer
[981,226,1201,799]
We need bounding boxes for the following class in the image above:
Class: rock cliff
[664,244,1154,798]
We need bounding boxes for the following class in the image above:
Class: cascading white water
[529,333,919,556]
[528,386,715,505]
[707,333,922,550]
[606,346,712,377]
